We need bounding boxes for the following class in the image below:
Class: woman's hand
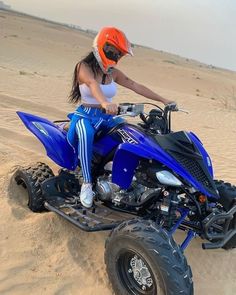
[164,101,178,111]
[101,102,118,115]
[162,98,176,106]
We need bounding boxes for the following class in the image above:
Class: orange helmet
[92,27,133,73]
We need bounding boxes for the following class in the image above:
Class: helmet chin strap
[100,64,115,74]
[107,66,115,74]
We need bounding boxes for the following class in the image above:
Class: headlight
[156,171,182,187]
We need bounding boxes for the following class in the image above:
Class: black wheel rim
[116,249,158,295]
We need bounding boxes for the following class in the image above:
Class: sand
[0,9,236,295]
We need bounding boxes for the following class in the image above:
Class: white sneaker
[80,183,94,208]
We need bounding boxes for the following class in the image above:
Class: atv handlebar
[111,102,188,134]
[164,102,178,112]
[103,102,187,117]
[112,103,145,119]
[113,103,188,117]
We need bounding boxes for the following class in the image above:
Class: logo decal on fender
[117,128,138,144]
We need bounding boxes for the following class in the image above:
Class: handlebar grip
[165,103,178,112]
[101,107,120,115]
[117,106,121,115]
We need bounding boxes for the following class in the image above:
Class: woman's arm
[113,68,174,105]
[78,63,118,114]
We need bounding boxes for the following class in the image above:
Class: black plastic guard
[155,131,218,197]
[202,201,236,249]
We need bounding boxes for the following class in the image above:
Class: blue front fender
[112,143,149,188]
[112,142,187,189]
[112,142,216,197]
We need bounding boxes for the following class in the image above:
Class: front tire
[105,219,193,295]
[14,162,54,212]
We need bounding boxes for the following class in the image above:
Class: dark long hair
[68,51,101,104]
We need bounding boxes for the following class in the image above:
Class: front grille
[172,152,213,190]
[178,140,194,151]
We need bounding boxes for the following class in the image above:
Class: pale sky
[5,0,236,71]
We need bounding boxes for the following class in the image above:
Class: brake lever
[178,108,189,114]
[113,113,137,119]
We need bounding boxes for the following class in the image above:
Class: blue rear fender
[17,111,78,170]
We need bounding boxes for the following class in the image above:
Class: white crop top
[79,80,117,105]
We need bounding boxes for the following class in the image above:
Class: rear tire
[105,219,193,295]
[214,180,236,250]
[14,162,54,212]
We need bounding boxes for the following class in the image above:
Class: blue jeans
[67,105,124,183]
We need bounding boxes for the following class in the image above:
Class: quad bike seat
[55,120,126,142]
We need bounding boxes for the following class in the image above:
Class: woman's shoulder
[77,62,95,83]
[112,68,119,81]
[77,61,91,73]
[112,68,124,82]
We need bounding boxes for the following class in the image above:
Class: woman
[68,27,176,208]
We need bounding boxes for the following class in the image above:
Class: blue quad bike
[14,103,236,295]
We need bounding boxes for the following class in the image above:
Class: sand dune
[0,9,236,295]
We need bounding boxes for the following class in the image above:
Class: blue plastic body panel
[17,111,78,170]
[110,125,217,198]
[17,112,217,198]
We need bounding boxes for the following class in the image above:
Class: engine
[96,175,121,203]
[95,161,158,206]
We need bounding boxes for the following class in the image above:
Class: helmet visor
[103,43,123,62]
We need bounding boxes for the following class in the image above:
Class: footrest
[41,171,129,232]
[44,200,123,232]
